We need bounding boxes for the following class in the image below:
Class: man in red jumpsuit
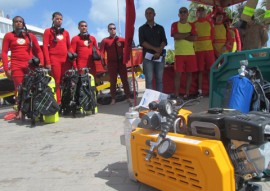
[100,23,130,105]
[43,12,72,104]
[2,16,44,118]
[71,20,100,72]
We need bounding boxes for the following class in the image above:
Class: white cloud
[62,15,78,37]
[88,0,126,24]
[92,28,110,43]
[86,0,126,41]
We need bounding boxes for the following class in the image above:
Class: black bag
[18,74,34,116]
[77,74,97,113]
[18,69,60,124]
[60,70,79,115]
[92,46,101,61]
[33,86,60,116]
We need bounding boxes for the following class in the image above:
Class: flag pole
[117,0,121,36]
[130,49,137,106]
[124,0,136,106]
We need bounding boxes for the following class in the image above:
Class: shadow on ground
[95,161,158,191]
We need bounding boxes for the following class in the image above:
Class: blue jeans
[143,58,165,92]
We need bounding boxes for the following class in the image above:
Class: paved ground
[0,80,269,191]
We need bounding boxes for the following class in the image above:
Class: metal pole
[117,0,121,36]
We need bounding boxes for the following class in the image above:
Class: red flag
[124,0,136,64]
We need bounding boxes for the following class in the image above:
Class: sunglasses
[109,27,116,30]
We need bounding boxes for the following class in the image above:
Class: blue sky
[0,0,266,49]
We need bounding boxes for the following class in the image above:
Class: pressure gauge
[157,138,176,158]
[140,111,161,130]
[158,100,173,116]
[174,115,187,134]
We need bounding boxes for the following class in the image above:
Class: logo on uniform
[57,34,64,40]
[117,42,122,47]
[17,38,26,45]
[84,40,89,46]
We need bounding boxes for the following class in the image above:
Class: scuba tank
[124,107,140,181]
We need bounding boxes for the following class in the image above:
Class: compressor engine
[188,109,270,190]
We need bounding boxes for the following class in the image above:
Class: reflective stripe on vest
[243,6,255,16]
[196,36,211,41]
[265,10,270,19]
[214,39,226,43]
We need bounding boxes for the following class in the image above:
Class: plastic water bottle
[124,107,140,181]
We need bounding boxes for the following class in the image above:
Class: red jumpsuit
[100,36,130,100]
[43,28,72,104]
[70,34,100,72]
[2,32,44,94]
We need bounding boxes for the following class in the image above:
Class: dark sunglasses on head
[109,27,116,30]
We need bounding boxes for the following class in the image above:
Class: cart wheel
[128,77,138,98]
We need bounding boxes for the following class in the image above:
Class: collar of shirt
[145,22,156,28]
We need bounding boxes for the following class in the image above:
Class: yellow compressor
[125,100,269,191]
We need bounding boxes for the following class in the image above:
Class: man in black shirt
[139,7,167,92]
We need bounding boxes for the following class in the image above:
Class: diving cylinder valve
[124,107,140,181]
[238,60,248,77]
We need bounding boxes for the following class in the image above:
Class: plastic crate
[209,48,270,108]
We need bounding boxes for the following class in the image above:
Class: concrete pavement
[0,80,269,191]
